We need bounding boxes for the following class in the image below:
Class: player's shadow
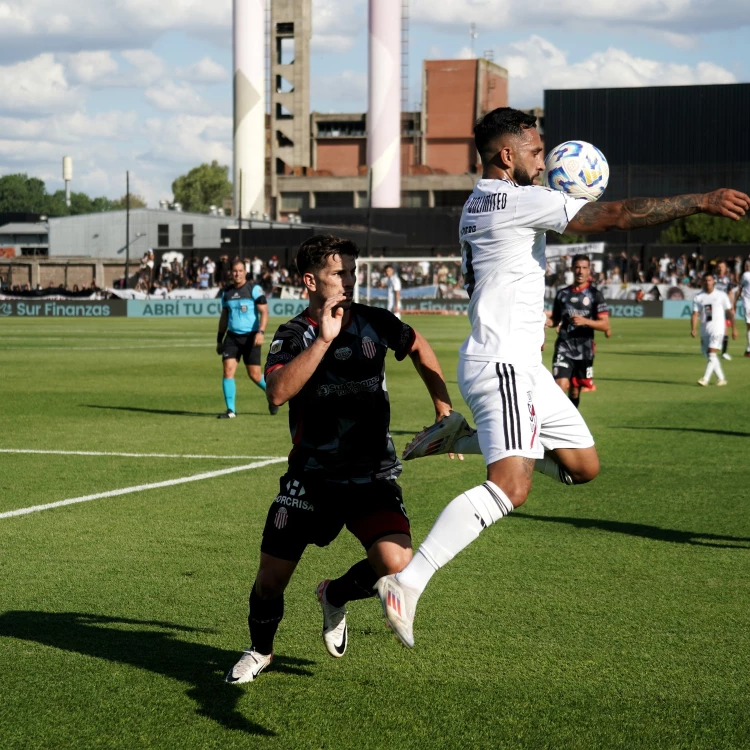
[618,425,750,439]
[0,611,315,735]
[84,404,217,417]
[513,513,750,549]
[608,351,695,358]
[596,377,687,386]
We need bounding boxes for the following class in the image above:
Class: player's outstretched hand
[319,294,346,343]
[702,189,750,221]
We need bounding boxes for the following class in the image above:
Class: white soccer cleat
[376,575,418,648]
[224,648,273,684]
[316,580,348,658]
[722,353,732,361]
[717,379,728,386]
[697,378,708,387]
[402,411,475,461]
[217,409,236,419]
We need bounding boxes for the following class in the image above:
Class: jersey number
[461,241,475,298]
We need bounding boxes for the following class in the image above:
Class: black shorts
[552,354,594,389]
[222,331,261,366]
[261,472,411,562]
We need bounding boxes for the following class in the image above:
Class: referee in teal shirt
[216,258,278,417]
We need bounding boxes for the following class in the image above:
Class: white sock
[454,432,480,454]
[703,356,715,381]
[396,482,513,596]
[534,451,573,484]
[711,352,726,381]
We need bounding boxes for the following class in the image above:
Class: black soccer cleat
[268,403,279,416]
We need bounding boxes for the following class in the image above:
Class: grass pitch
[1,316,749,749]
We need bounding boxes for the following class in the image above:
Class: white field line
[0,458,287,520]
[0,449,281,460]
[0,343,208,352]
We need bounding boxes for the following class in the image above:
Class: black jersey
[715,275,733,298]
[552,283,608,360]
[265,303,416,480]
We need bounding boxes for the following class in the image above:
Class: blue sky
[0,0,747,206]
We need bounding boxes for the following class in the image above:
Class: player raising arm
[376,106,750,649]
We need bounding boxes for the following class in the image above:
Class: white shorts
[701,332,723,356]
[458,359,595,465]
[743,299,750,324]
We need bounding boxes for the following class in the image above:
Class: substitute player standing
[375,107,750,648]
[225,235,454,683]
[735,259,750,356]
[216,259,277,417]
[384,264,402,319]
[714,260,735,360]
[549,254,610,408]
[691,271,736,386]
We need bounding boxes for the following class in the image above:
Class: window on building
[276,75,295,94]
[316,120,366,137]
[276,22,294,34]
[281,193,309,212]
[433,191,470,208]
[276,103,293,120]
[278,37,295,65]
[276,131,294,148]
[157,224,169,247]
[314,192,354,209]
[402,191,429,208]
[181,224,194,249]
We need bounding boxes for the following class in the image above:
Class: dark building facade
[544,83,750,243]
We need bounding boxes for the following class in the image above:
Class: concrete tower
[233,0,266,218]
[368,0,401,208]
[270,0,312,213]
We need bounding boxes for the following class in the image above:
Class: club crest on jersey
[362,336,376,359]
[583,297,590,306]
[334,346,352,360]
[274,506,288,530]
[270,340,283,354]
[527,391,538,449]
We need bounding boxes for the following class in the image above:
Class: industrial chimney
[62,156,73,208]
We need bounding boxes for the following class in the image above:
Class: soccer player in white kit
[735,260,750,357]
[384,265,402,320]
[375,107,750,648]
[692,272,736,385]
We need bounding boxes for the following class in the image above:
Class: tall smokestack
[62,156,73,208]
[368,0,401,208]
[233,0,265,219]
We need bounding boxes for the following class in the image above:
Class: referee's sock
[396,482,513,597]
[325,559,378,607]
[222,378,236,412]
[254,377,266,392]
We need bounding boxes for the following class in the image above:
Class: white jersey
[458,180,587,367]
[693,289,731,335]
[739,271,750,303]
[386,274,402,310]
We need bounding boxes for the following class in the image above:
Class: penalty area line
[0,458,287,520]
[0,449,281,460]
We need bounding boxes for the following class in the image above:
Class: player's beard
[513,165,534,187]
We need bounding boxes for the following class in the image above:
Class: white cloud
[62,51,119,84]
[311,0,365,54]
[0,53,82,114]
[311,70,367,112]
[0,111,139,143]
[144,80,207,113]
[496,36,737,108]
[411,0,750,34]
[142,114,232,166]
[121,49,167,86]
[179,56,228,83]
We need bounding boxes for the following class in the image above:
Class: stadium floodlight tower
[233,0,266,221]
[62,156,73,208]
[368,0,401,208]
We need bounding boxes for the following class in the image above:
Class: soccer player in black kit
[548,254,610,409]
[225,234,454,684]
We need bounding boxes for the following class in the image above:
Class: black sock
[722,336,729,355]
[570,396,580,409]
[325,559,379,608]
[248,584,283,655]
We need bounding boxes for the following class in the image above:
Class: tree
[0,174,49,213]
[659,214,750,244]
[111,193,148,210]
[172,161,232,213]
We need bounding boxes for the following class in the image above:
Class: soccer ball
[543,140,609,202]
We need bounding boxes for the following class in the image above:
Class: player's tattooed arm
[521,457,535,482]
[566,188,750,234]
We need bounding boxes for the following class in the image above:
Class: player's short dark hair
[384,264,393,271]
[572,254,591,266]
[474,107,537,164]
[231,258,245,269]
[296,234,360,274]
[704,271,715,279]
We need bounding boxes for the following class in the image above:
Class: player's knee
[570,455,599,484]
[254,572,288,600]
